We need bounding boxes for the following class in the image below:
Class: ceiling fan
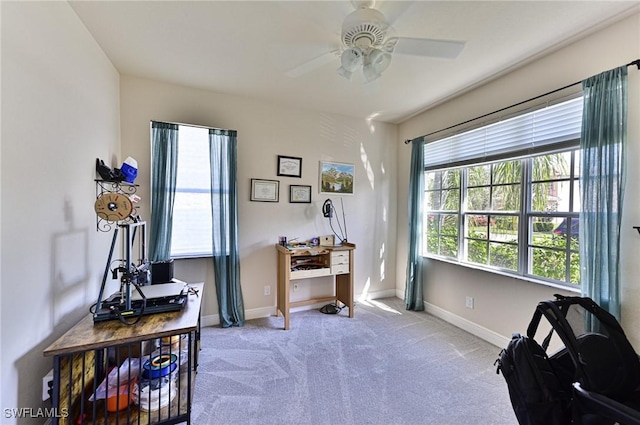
[285,0,466,83]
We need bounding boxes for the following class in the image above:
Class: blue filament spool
[142,353,178,379]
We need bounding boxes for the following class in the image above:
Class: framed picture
[290,185,312,203]
[277,155,302,178]
[319,161,354,195]
[250,179,279,202]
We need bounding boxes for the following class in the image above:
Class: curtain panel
[209,129,245,327]
[149,121,179,262]
[405,138,425,311]
[580,66,628,320]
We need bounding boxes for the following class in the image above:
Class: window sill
[171,254,213,260]
[422,254,581,293]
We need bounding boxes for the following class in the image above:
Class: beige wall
[396,12,640,349]
[119,75,399,323]
[1,1,121,421]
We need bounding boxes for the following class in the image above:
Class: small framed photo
[290,185,312,203]
[277,155,302,178]
[250,179,279,202]
[319,161,354,195]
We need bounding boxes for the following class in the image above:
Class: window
[528,150,580,284]
[423,97,582,287]
[169,125,215,257]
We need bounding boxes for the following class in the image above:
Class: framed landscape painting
[319,161,354,195]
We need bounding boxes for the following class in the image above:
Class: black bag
[496,332,573,425]
[532,296,640,401]
[497,294,640,425]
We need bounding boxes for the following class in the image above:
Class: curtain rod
[404,58,640,144]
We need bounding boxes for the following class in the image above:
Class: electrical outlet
[293,283,299,292]
[42,368,53,401]
[264,285,270,296]
[465,296,474,309]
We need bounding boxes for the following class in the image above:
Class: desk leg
[277,251,291,330]
[336,273,354,318]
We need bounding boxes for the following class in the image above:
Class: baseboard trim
[423,301,510,349]
[205,293,510,348]
[358,289,397,301]
[394,289,509,348]
[202,288,397,328]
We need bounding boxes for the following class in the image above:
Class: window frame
[423,146,581,289]
[151,123,231,259]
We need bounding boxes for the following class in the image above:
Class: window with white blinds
[169,125,214,257]
[422,95,584,287]
[424,96,583,170]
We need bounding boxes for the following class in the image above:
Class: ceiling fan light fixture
[285,1,466,82]
[340,47,364,72]
[360,48,390,83]
[368,48,391,73]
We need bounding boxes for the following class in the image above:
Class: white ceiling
[69,1,639,124]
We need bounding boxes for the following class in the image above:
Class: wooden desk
[275,243,355,330]
[43,282,203,425]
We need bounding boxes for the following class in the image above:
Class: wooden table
[43,282,203,425]
[275,243,355,330]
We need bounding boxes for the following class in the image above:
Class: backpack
[532,295,640,401]
[496,294,640,425]
[496,332,573,425]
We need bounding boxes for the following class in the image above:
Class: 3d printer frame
[94,220,150,323]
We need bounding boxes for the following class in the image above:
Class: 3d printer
[93,220,186,324]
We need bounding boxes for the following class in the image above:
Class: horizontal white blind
[424,97,583,170]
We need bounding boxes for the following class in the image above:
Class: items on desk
[291,257,328,271]
[320,235,335,246]
[279,235,335,250]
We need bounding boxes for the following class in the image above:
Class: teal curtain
[209,129,245,327]
[580,66,627,320]
[149,121,179,262]
[405,138,425,311]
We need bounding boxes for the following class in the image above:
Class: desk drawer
[291,268,331,280]
[331,264,350,275]
[331,251,349,266]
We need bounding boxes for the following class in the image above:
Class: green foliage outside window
[424,150,580,287]
[531,234,580,284]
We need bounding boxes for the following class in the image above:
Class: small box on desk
[319,235,335,246]
[151,259,174,284]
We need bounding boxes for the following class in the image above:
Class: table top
[43,282,204,357]
[275,241,355,255]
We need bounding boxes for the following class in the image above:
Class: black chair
[572,382,640,425]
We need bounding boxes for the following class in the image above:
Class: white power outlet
[42,368,53,401]
[465,296,474,309]
[293,283,299,292]
[264,285,270,296]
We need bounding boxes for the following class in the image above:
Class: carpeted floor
[191,297,517,425]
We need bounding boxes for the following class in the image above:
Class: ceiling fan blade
[376,0,415,26]
[284,50,338,78]
[394,37,465,59]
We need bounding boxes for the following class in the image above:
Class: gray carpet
[191,297,517,425]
